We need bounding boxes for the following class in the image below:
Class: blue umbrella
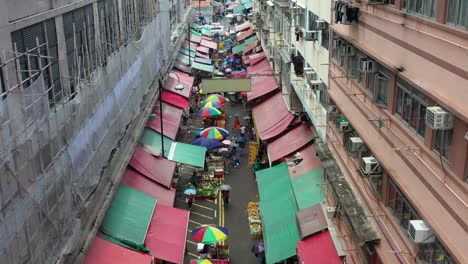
[237,136,246,142]
[191,137,222,150]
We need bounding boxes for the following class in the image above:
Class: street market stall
[247,202,263,239]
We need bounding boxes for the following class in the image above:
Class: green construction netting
[100,185,157,252]
[291,168,325,211]
[232,43,246,54]
[244,35,258,45]
[191,62,214,73]
[168,142,206,167]
[233,4,246,13]
[138,127,174,157]
[256,163,300,264]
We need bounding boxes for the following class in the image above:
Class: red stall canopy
[121,168,176,206]
[247,59,279,101]
[196,51,210,58]
[249,52,266,65]
[174,61,191,73]
[268,124,315,162]
[288,145,321,180]
[146,101,183,140]
[128,146,176,188]
[200,39,218,50]
[162,90,190,109]
[243,39,259,54]
[83,236,153,264]
[238,28,255,41]
[197,45,210,54]
[252,93,294,140]
[145,204,190,264]
[296,231,342,264]
[165,70,194,98]
[235,22,251,32]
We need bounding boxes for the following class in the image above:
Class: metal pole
[159,79,165,156]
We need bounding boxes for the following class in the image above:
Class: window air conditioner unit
[408,220,435,244]
[304,31,318,41]
[359,58,376,72]
[341,45,355,56]
[349,137,363,152]
[338,121,349,132]
[425,106,453,130]
[315,20,326,30]
[326,207,337,218]
[309,80,324,91]
[304,68,317,80]
[361,157,383,175]
[292,7,303,15]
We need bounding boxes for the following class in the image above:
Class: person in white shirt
[239,125,246,137]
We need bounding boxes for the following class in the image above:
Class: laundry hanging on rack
[334,1,359,25]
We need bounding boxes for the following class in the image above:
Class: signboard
[201,78,252,92]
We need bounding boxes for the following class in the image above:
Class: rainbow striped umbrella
[200,101,224,109]
[196,107,222,117]
[191,260,212,264]
[200,127,230,140]
[205,94,229,103]
[191,224,228,244]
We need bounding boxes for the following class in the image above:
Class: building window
[98,0,120,59]
[367,63,391,107]
[369,174,383,196]
[387,179,421,230]
[395,78,428,138]
[447,0,468,29]
[402,0,437,18]
[420,238,456,264]
[347,50,364,83]
[321,25,330,50]
[307,11,319,30]
[11,19,63,105]
[63,5,97,93]
[433,129,453,162]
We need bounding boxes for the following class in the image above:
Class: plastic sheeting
[252,93,294,140]
[296,231,342,264]
[121,168,176,206]
[83,237,153,264]
[145,204,189,264]
[128,146,176,188]
[267,124,315,162]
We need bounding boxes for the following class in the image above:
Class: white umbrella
[222,139,232,145]
[219,184,232,191]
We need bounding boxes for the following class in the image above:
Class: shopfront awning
[174,61,191,73]
[165,70,194,98]
[196,51,210,58]
[238,28,254,41]
[200,39,218,50]
[291,168,325,211]
[195,57,212,65]
[99,184,157,250]
[83,237,153,264]
[248,52,266,65]
[244,35,258,45]
[183,41,198,51]
[202,35,213,41]
[145,204,189,264]
[190,33,202,43]
[296,231,342,264]
[146,101,183,140]
[176,53,191,65]
[243,39,259,54]
[268,124,314,162]
[243,2,253,8]
[235,22,251,32]
[128,146,176,188]
[167,142,206,167]
[197,45,210,54]
[288,145,321,180]
[232,43,246,54]
[161,90,190,109]
[256,163,300,264]
[180,47,196,57]
[247,59,279,101]
[139,127,174,157]
[233,4,246,13]
[296,204,328,239]
[191,62,214,73]
[121,168,176,206]
[252,93,294,140]
[201,27,212,36]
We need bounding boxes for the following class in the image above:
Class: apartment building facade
[255,0,468,263]
[0,0,193,263]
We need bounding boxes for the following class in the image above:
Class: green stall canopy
[233,4,246,13]
[99,185,157,251]
[232,43,246,54]
[138,127,174,157]
[192,62,214,73]
[168,142,206,168]
[291,168,325,211]
[244,35,258,45]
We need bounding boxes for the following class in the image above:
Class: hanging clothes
[334,1,359,25]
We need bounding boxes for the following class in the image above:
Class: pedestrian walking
[222,190,230,206]
[231,147,237,157]
[186,194,195,210]
[239,125,246,137]
[234,116,240,130]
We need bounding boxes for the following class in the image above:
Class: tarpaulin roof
[121,168,176,206]
[191,62,214,73]
[161,90,190,109]
[197,45,210,53]
[195,57,212,65]
[196,51,210,58]
[238,28,254,41]
[128,146,176,188]
[296,204,328,239]
[247,59,279,101]
[252,93,294,140]
[168,142,206,167]
[232,43,246,54]
[100,184,157,247]
[268,124,315,162]
[256,163,300,264]
[83,236,153,264]
[145,204,189,264]
[200,39,218,50]
[288,145,321,180]
[139,127,174,157]
[165,70,194,98]
[236,22,251,32]
[296,231,342,264]
[249,52,266,65]
[146,101,183,140]
[174,61,191,73]
[291,168,325,211]
[243,39,259,54]
[244,35,258,45]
